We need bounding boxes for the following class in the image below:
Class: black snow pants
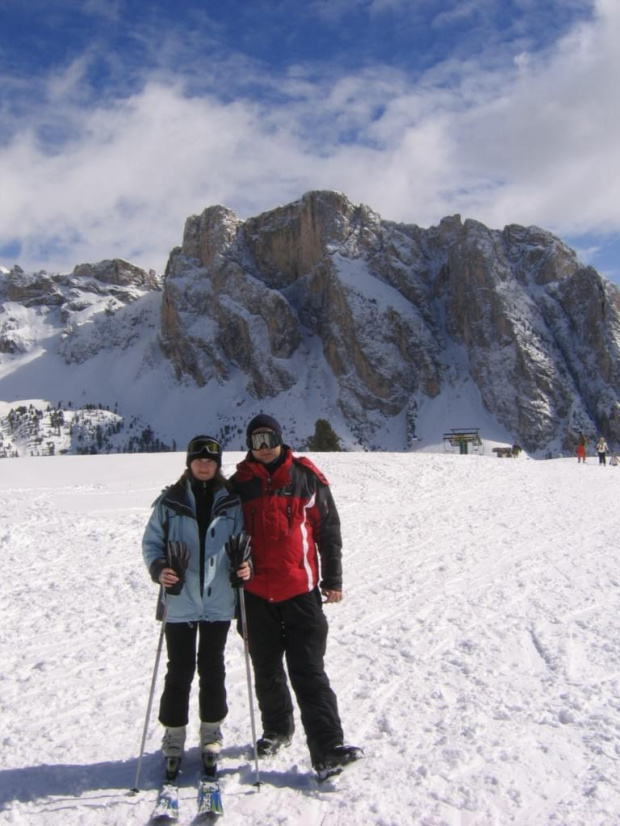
[241,587,343,765]
[159,620,230,727]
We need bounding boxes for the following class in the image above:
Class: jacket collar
[237,446,293,484]
[160,478,232,518]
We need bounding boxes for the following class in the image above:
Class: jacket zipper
[286,503,292,532]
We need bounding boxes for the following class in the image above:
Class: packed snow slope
[1,451,619,825]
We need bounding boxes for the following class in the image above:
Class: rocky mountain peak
[72,259,160,289]
[2,192,619,456]
[0,258,160,357]
[158,190,620,453]
[180,205,241,269]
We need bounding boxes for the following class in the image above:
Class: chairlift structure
[443,428,483,455]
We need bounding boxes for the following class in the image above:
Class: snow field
[1,451,619,824]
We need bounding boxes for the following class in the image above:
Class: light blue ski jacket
[142,478,243,623]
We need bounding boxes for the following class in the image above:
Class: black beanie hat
[246,414,282,440]
[186,435,222,468]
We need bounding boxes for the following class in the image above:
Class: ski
[150,782,180,822]
[197,775,224,817]
[196,753,224,818]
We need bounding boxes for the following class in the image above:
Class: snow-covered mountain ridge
[0,259,159,358]
[2,191,619,456]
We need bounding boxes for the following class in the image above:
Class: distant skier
[229,414,362,781]
[142,436,251,783]
[576,433,587,463]
[596,436,608,465]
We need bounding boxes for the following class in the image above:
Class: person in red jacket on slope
[229,414,362,780]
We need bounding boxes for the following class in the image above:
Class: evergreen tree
[307,419,342,452]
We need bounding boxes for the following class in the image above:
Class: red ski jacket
[230,448,343,603]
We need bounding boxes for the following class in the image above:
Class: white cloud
[1,0,619,278]
[443,0,620,233]
[81,0,124,22]
[432,1,480,28]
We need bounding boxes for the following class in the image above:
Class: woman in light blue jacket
[142,435,251,782]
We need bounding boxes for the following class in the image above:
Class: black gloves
[225,531,254,588]
[151,533,252,598]
[165,540,190,595]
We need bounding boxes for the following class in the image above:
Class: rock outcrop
[0,260,160,359]
[159,191,620,452]
[2,194,619,455]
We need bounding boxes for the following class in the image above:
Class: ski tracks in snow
[320,453,620,825]
[2,453,620,824]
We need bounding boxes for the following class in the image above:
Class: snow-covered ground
[1,450,619,825]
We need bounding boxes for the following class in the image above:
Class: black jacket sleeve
[149,558,167,584]
[314,482,343,591]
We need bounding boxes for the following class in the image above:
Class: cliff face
[157,191,620,453]
[2,193,619,454]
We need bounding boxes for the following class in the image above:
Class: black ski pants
[241,588,343,765]
[159,620,230,727]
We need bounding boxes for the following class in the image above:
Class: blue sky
[1,0,620,284]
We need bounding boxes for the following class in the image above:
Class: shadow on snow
[0,745,322,809]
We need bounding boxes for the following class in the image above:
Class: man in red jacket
[230,414,362,780]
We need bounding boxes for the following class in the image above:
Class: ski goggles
[187,437,221,459]
[247,430,282,451]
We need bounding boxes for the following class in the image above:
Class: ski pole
[130,600,168,793]
[238,587,261,788]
